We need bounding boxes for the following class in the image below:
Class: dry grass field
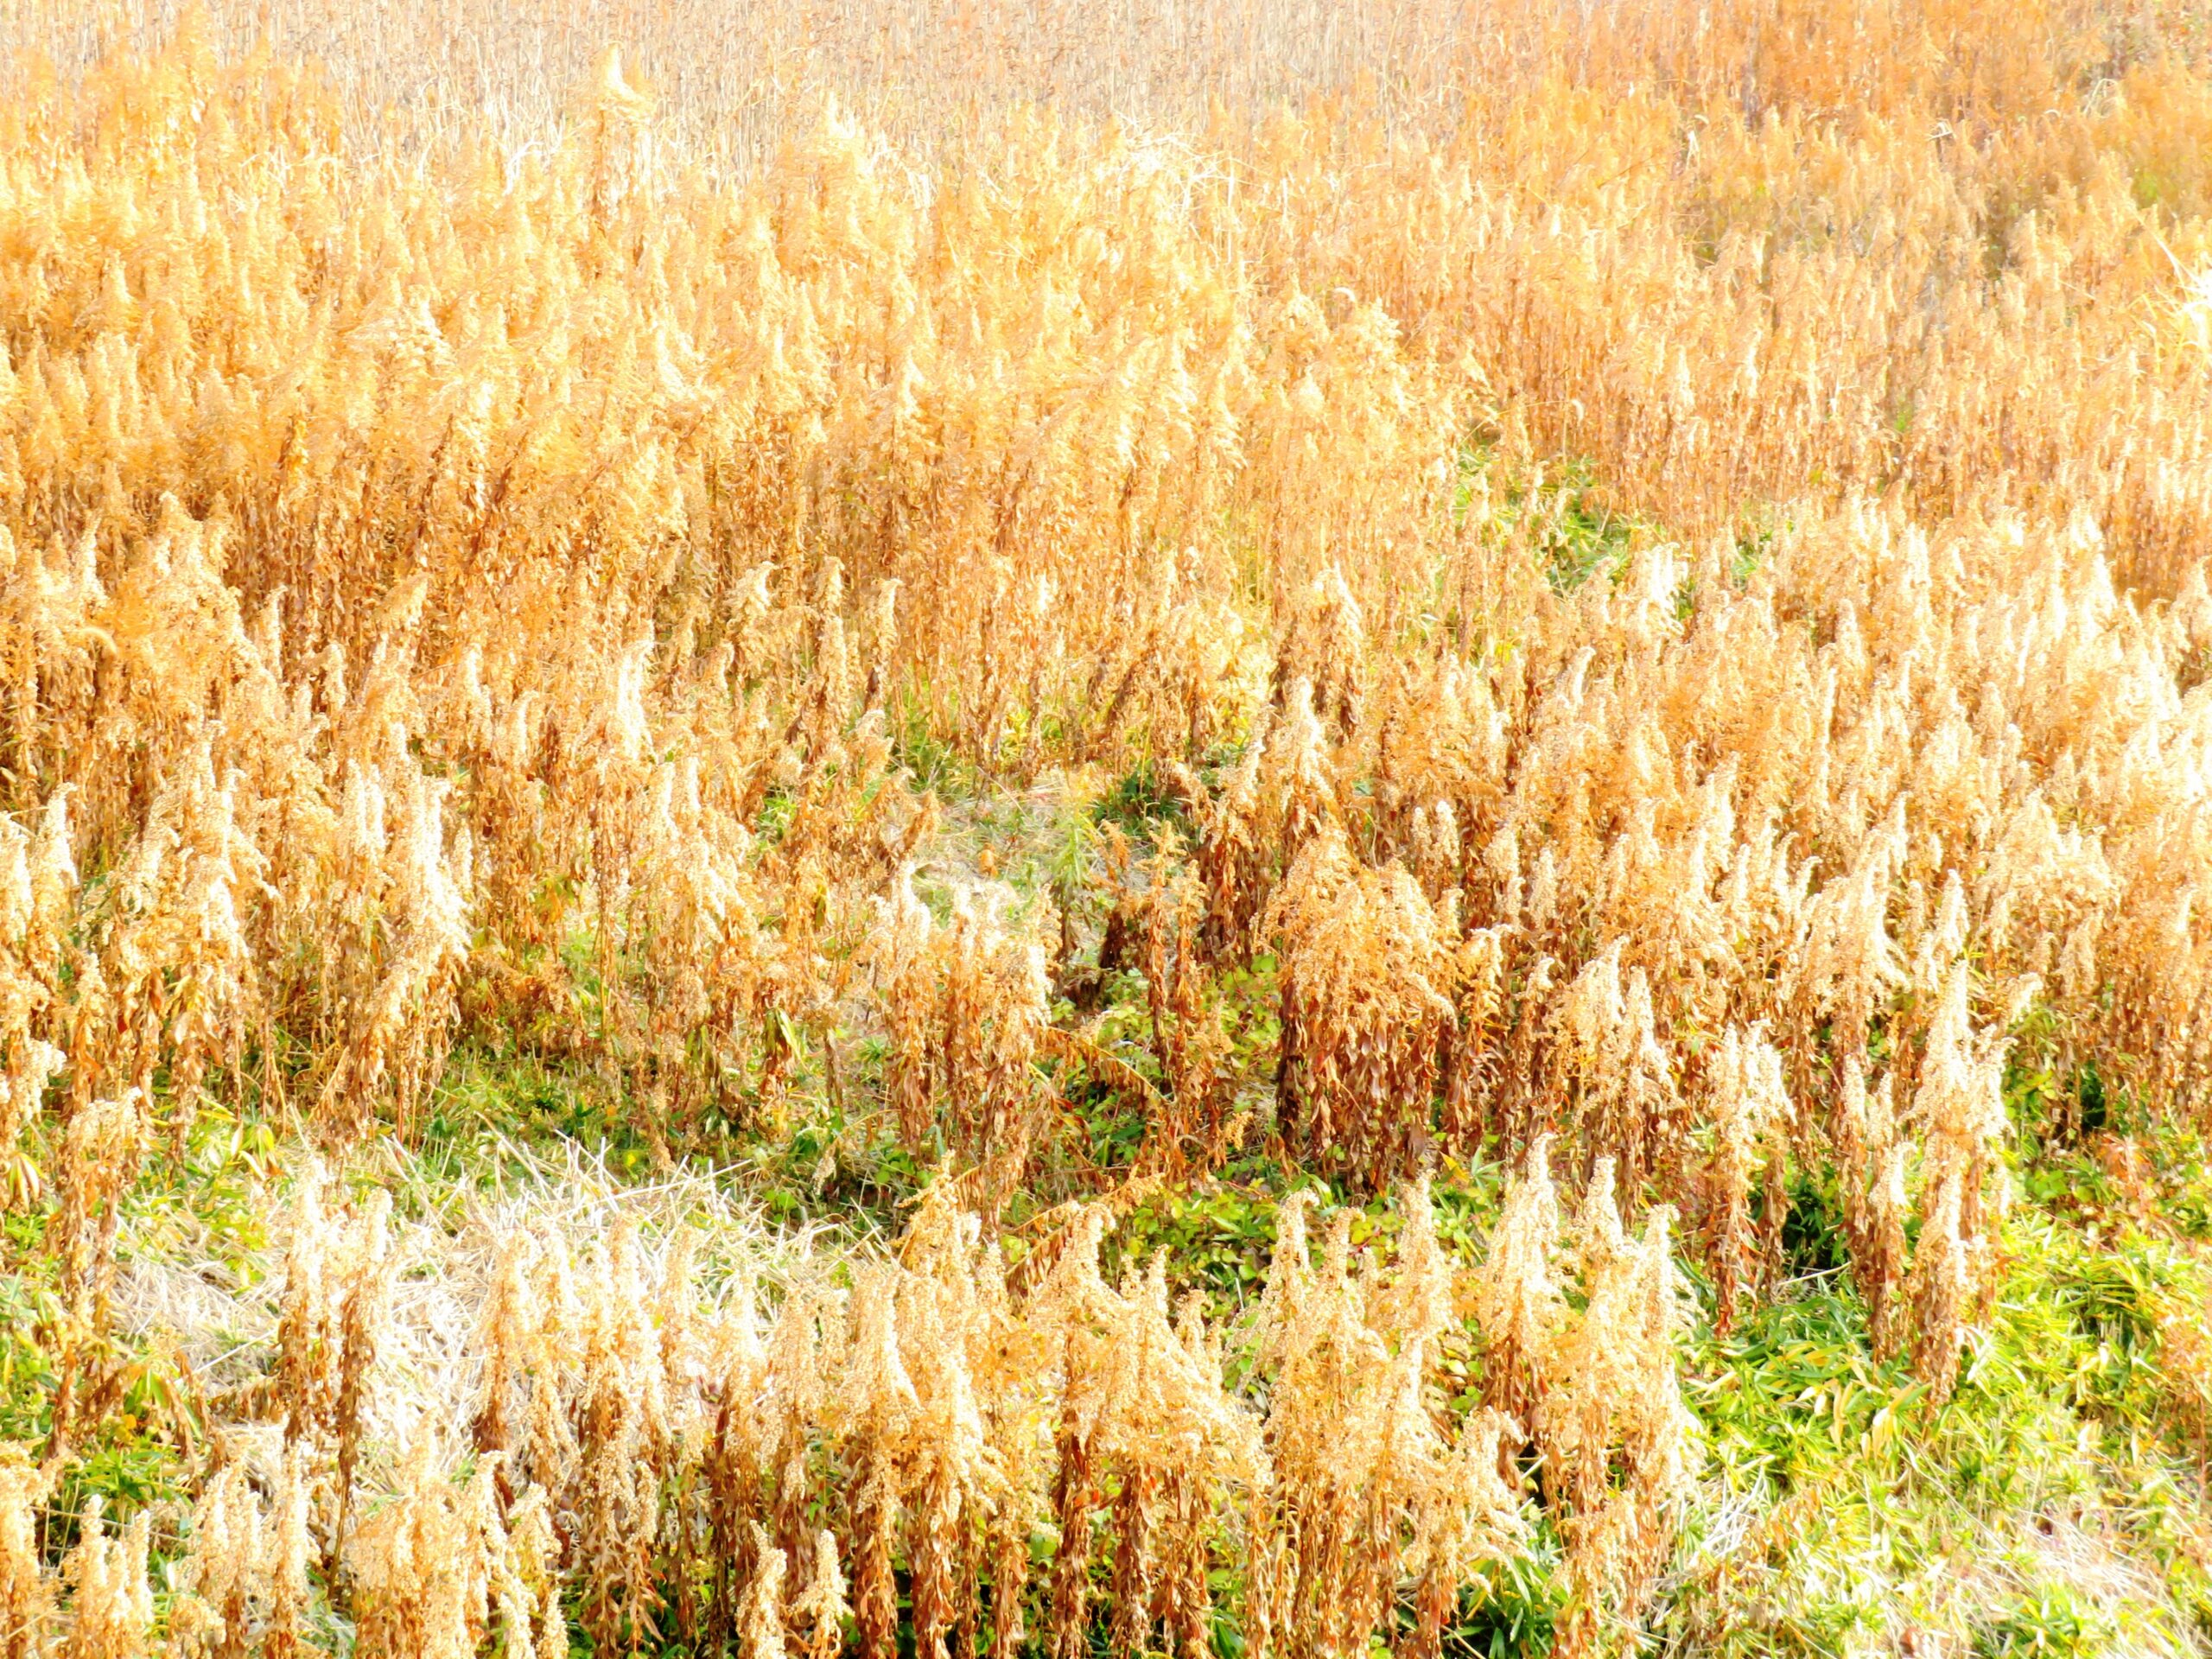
[3,1,2212,1654]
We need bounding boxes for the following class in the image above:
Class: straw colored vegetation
[4,0,2212,1653]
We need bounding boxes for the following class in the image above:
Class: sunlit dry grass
[0,0,2211,1652]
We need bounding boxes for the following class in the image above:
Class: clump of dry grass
[13,1160,1697,1656]
[0,1449,55,1659]
[866,875,1052,1188]
[1265,823,1459,1190]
